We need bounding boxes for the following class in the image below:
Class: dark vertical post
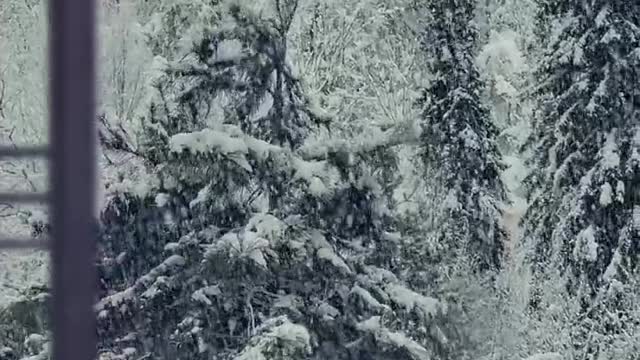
[49,0,97,359]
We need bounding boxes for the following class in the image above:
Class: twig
[21,168,38,192]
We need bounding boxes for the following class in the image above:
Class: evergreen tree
[522,0,640,355]
[413,0,509,279]
[393,3,511,358]
[94,2,451,359]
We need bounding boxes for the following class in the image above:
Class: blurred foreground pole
[49,0,97,359]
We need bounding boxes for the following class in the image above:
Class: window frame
[0,1,98,359]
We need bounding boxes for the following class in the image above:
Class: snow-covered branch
[299,120,422,161]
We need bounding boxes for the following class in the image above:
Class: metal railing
[0,0,98,359]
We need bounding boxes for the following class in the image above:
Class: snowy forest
[0,0,639,359]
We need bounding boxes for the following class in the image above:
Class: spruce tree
[94,2,451,359]
[414,0,509,278]
[522,0,640,355]
[523,0,640,293]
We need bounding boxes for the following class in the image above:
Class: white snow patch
[292,158,326,182]
[189,184,211,208]
[595,6,610,27]
[573,42,585,66]
[208,230,271,268]
[494,74,518,98]
[191,286,220,305]
[350,285,389,311]
[317,247,351,274]
[443,188,461,210]
[251,93,273,121]
[599,182,613,206]
[356,316,429,360]
[170,128,249,155]
[523,353,563,360]
[385,283,443,319]
[363,265,399,284]
[216,39,244,61]
[164,254,186,267]
[477,29,527,81]
[600,130,620,169]
[603,249,621,282]
[234,317,310,360]
[461,127,480,149]
[616,180,625,203]
[95,287,136,313]
[573,225,598,262]
[192,289,212,306]
[601,28,621,44]
[307,177,326,196]
[155,193,169,207]
[164,242,179,252]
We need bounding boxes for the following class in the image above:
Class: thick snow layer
[356,316,430,360]
[209,231,270,267]
[96,254,185,313]
[385,283,443,318]
[170,128,249,155]
[246,213,286,240]
[234,316,310,360]
[350,285,389,311]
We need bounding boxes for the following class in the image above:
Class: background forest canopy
[0,0,639,359]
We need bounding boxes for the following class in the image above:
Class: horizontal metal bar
[0,192,49,203]
[0,237,49,250]
[0,145,49,158]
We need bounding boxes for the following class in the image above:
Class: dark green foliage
[521,1,640,355]
[416,0,508,274]
[92,3,449,360]
[523,0,640,293]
